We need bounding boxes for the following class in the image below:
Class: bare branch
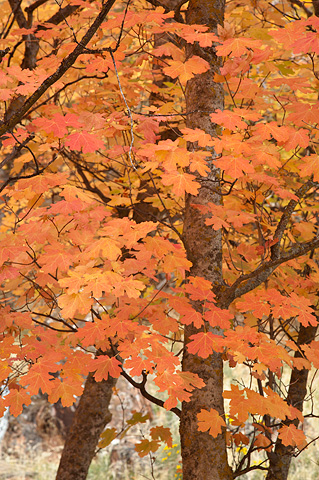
[120,368,181,417]
[218,236,319,307]
[290,0,313,17]
[271,179,318,259]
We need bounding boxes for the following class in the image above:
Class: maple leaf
[77,319,109,347]
[19,364,55,396]
[152,42,184,59]
[189,151,211,176]
[236,293,271,319]
[270,23,298,47]
[197,408,226,437]
[161,248,192,277]
[90,355,122,381]
[40,243,75,274]
[281,127,309,151]
[216,37,262,57]
[210,109,247,130]
[162,170,200,196]
[181,128,214,147]
[65,131,104,153]
[135,439,160,457]
[127,411,150,426]
[150,426,173,447]
[302,341,319,369]
[215,154,255,178]
[169,297,203,328]
[278,424,307,449]
[48,379,83,407]
[124,356,154,376]
[206,215,230,230]
[5,388,31,417]
[14,172,68,194]
[31,113,81,138]
[83,237,122,261]
[233,431,249,446]
[184,30,218,47]
[185,276,215,302]
[204,304,233,329]
[163,56,210,83]
[288,292,317,327]
[254,433,272,451]
[58,292,93,318]
[292,30,319,55]
[298,154,319,182]
[177,371,205,391]
[187,332,224,358]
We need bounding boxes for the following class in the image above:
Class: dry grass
[1,367,319,480]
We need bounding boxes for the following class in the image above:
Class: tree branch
[271,179,318,260]
[218,236,319,307]
[120,368,181,417]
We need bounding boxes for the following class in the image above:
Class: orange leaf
[5,388,31,417]
[90,355,122,381]
[48,379,83,407]
[187,332,224,358]
[162,170,200,196]
[216,37,262,57]
[58,292,93,318]
[163,56,210,83]
[197,408,226,437]
[278,424,307,449]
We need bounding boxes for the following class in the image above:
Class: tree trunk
[266,323,317,480]
[55,371,117,480]
[180,1,232,480]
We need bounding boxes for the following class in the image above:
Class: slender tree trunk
[55,371,117,480]
[266,323,317,480]
[180,1,232,480]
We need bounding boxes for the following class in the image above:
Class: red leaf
[65,131,104,153]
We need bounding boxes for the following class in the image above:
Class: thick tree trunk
[266,323,317,480]
[180,1,232,480]
[55,371,117,480]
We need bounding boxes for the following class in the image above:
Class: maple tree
[1,0,319,479]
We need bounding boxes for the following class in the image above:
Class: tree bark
[55,371,117,480]
[266,323,317,480]
[180,1,232,480]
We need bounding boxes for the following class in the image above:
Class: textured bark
[180,1,232,480]
[55,371,117,480]
[266,323,317,480]
[5,0,40,123]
